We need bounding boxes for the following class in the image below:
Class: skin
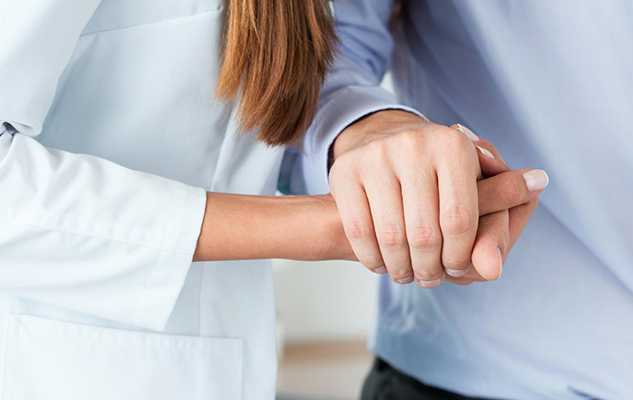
[193,193,351,262]
[193,111,546,287]
[329,110,547,287]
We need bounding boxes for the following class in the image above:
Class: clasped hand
[329,110,548,287]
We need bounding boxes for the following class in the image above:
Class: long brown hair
[217,0,337,147]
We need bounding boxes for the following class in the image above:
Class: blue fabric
[326,1,633,399]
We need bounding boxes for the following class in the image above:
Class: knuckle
[408,226,442,249]
[399,129,418,140]
[365,140,389,160]
[389,267,413,280]
[442,255,471,270]
[362,259,384,271]
[439,128,472,151]
[400,132,425,156]
[399,129,422,146]
[414,267,444,281]
[429,125,454,137]
[441,205,477,235]
[345,219,374,243]
[377,222,407,249]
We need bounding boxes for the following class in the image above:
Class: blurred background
[273,259,378,400]
[274,74,396,400]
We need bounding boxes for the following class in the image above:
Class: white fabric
[3,314,243,400]
[0,0,331,398]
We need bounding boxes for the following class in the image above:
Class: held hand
[329,110,548,288]
[446,128,547,285]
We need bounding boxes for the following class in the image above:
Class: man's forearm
[193,193,354,262]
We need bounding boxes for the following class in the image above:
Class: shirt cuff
[301,85,427,195]
[127,182,207,331]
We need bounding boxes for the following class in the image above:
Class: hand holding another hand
[329,110,548,288]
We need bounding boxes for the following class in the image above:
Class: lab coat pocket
[2,314,243,400]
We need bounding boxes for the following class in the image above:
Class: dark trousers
[361,358,493,400]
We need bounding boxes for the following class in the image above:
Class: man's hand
[329,110,548,288]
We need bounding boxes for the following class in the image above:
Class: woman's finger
[478,169,549,216]
[448,196,541,285]
[471,210,510,280]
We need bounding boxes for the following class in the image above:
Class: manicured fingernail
[476,146,495,159]
[418,277,444,288]
[397,275,414,284]
[497,247,503,278]
[445,264,471,278]
[523,169,549,191]
[374,266,388,274]
[456,124,479,141]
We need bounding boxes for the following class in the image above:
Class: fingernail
[456,124,479,141]
[476,146,495,159]
[497,247,503,278]
[397,275,414,284]
[523,169,549,191]
[374,266,388,274]
[445,264,471,278]
[418,277,444,288]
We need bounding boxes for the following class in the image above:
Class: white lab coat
[0,0,340,399]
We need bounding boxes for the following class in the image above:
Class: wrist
[307,195,355,261]
[194,192,354,262]
[332,109,431,160]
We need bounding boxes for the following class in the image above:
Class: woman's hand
[329,110,548,288]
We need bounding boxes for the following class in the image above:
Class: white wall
[273,74,395,345]
[273,259,379,344]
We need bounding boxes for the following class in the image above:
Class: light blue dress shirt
[308,1,633,399]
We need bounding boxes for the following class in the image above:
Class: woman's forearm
[193,193,354,262]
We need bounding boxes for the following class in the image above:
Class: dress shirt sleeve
[284,0,426,196]
[0,0,207,331]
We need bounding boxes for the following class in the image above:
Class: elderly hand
[329,110,548,288]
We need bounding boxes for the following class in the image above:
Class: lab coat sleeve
[283,0,426,196]
[0,1,207,331]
